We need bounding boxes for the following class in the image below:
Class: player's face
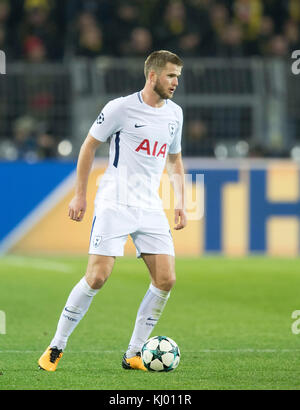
[153,63,182,100]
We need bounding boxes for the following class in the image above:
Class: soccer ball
[141,336,180,372]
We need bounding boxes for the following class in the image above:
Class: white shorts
[89,200,175,258]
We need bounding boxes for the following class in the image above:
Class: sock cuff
[149,283,170,300]
[79,277,99,297]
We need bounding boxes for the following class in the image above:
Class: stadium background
[1,0,300,257]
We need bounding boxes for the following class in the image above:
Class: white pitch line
[0,255,73,273]
[0,350,121,354]
[1,349,300,354]
[196,348,300,353]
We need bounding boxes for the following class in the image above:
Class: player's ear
[148,69,157,86]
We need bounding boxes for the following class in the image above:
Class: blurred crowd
[1,0,300,62]
[1,0,300,160]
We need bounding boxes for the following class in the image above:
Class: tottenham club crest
[93,235,102,248]
[96,112,104,124]
[168,122,176,137]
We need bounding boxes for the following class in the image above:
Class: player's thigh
[141,253,176,291]
[85,254,115,289]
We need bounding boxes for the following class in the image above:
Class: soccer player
[38,50,186,372]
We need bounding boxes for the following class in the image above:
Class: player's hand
[174,208,187,230]
[68,195,87,222]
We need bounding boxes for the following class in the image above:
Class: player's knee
[86,271,108,289]
[155,273,176,292]
[166,275,176,291]
[85,258,114,289]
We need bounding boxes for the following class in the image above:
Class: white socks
[126,283,170,358]
[50,277,99,350]
[50,279,170,355]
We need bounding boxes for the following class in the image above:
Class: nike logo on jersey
[135,124,146,128]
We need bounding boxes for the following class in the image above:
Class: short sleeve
[169,107,183,154]
[89,97,125,142]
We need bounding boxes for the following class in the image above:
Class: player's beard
[153,78,171,100]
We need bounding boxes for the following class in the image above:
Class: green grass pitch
[0,255,300,390]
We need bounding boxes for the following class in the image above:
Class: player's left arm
[166,152,187,230]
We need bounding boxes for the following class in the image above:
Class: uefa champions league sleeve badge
[96,112,105,125]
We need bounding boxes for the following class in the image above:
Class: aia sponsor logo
[135,139,167,158]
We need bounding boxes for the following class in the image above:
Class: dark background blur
[1,0,300,160]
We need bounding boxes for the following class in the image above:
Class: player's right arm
[68,133,102,222]
[69,97,124,221]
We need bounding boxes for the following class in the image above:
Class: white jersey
[89,91,183,210]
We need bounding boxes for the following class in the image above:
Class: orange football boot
[38,346,63,372]
[122,352,147,371]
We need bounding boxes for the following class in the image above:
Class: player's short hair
[144,50,183,79]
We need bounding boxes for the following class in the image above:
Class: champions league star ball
[141,336,180,372]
